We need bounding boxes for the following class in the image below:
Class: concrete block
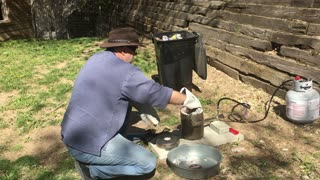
[209,121,230,134]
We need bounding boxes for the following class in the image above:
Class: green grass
[292,153,317,176]
[0,117,8,129]
[0,38,94,91]
[0,38,102,133]
[133,48,157,76]
[0,38,161,179]
[160,115,179,126]
[199,97,213,106]
[0,38,160,133]
[0,155,78,180]
[0,145,8,154]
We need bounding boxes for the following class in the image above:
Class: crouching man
[61,27,201,179]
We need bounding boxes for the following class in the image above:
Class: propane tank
[286,76,320,123]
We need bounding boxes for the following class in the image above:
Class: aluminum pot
[167,144,222,179]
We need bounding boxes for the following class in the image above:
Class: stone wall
[0,0,33,41]
[107,0,320,97]
[1,0,319,97]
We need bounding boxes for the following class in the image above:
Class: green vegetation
[160,115,179,126]
[0,38,160,179]
[0,155,77,179]
[199,97,213,106]
[0,38,158,133]
[0,38,101,133]
[0,117,8,129]
[133,48,157,75]
[292,153,317,176]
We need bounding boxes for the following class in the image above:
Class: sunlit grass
[0,38,96,91]
[0,38,102,133]
[0,38,159,133]
[0,37,165,179]
[133,49,157,76]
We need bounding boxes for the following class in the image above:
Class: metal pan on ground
[167,144,222,179]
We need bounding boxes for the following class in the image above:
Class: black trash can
[152,31,198,91]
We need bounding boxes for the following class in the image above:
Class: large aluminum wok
[167,144,222,179]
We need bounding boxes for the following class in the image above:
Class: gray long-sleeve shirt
[61,51,172,155]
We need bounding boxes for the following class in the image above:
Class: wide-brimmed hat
[100,27,141,48]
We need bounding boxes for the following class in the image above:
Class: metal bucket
[180,107,204,140]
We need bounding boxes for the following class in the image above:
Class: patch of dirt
[0,90,19,107]
[125,61,320,179]
[1,126,65,169]
[151,65,320,179]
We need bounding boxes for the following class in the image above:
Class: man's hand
[180,87,202,110]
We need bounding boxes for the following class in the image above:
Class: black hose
[216,79,293,123]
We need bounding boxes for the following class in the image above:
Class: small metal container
[180,107,204,140]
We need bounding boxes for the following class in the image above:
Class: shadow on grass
[0,152,77,179]
[228,154,293,178]
[0,125,79,179]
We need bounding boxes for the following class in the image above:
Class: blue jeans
[67,134,157,179]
